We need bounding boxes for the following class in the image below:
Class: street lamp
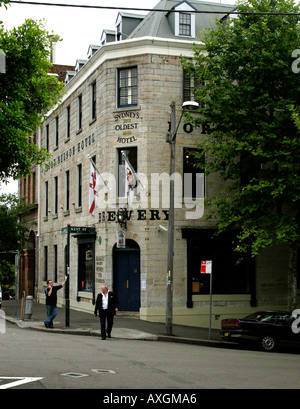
[165,100,199,336]
[117,207,127,230]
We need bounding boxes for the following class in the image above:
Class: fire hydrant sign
[201,260,212,274]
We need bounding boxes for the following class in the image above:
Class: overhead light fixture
[182,100,199,111]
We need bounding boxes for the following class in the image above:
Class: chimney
[49,35,58,64]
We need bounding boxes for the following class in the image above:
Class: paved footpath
[1,299,234,348]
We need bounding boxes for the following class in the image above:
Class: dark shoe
[44,322,49,328]
[107,333,111,338]
[101,337,106,340]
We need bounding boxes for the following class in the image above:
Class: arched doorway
[113,239,140,311]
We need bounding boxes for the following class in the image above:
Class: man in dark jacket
[44,275,67,328]
[94,285,119,339]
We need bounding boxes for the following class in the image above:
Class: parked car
[0,285,2,308]
[221,310,300,352]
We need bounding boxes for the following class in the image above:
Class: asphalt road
[1,322,300,392]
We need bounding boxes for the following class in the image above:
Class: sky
[0,0,235,195]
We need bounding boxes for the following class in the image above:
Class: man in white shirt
[94,285,119,339]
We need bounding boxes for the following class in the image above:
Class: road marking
[92,369,116,374]
[61,372,89,378]
[0,377,43,389]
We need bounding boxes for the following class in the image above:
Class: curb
[5,316,234,347]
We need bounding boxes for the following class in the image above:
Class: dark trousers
[99,310,114,339]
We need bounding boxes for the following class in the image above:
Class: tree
[0,194,34,287]
[182,0,300,310]
[0,18,64,181]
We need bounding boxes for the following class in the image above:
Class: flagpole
[121,151,144,189]
[87,154,111,190]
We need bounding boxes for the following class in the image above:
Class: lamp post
[165,100,199,336]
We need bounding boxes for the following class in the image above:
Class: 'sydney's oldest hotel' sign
[114,110,140,144]
[50,110,140,168]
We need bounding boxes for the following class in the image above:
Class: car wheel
[260,335,277,352]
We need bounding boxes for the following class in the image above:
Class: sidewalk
[2,299,234,348]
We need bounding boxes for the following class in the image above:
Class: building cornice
[44,36,203,118]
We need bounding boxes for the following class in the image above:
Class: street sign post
[201,260,212,339]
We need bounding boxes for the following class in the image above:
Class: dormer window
[179,13,191,36]
[169,1,196,38]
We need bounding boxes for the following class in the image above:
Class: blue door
[113,241,140,311]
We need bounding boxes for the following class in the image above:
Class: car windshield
[244,312,278,322]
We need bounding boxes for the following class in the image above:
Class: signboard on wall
[117,230,126,249]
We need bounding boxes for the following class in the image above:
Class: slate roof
[127,0,235,41]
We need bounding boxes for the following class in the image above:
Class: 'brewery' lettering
[99,209,169,223]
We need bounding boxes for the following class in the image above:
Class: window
[44,246,48,281]
[78,242,94,291]
[78,95,82,130]
[54,245,58,282]
[118,67,138,107]
[46,124,49,151]
[183,69,201,103]
[179,13,191,36]
[55,117,59,148]
[54,176,58,214]
[183,230,252,299]
[77,164,82,207]
[183,148,205,199]
[91,82,96,120]
[45,181,48,217]
[65,170,70,211]
[118,147,137,197]
[66,106,71,139]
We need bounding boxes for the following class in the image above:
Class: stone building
[19,63,75,298]
[33,0,299,328]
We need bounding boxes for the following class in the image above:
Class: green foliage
[0,194,35,286]
[183,0,300,257]
[0,18,64,181]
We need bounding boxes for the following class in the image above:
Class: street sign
[200,260,213,339]
[61,226,96,234]
[200,260,212,274]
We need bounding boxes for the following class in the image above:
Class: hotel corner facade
[28,1,298,328]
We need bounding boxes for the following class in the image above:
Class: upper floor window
[183,148,205,199]
[118,67,138,108]
[66,105,71,139]
[46,124,49,151]
[55,116,59,148]
[171,2,196,38]
[118,147,137,197]
[91,82,96,121]
[183,69,200,103]
[179,13,191,36]
[78,95,82,130]
[77,163,82,208]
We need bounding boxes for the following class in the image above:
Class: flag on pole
[89,162,98,216]
[124,156,136,208]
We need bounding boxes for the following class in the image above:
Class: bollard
[25,296,33,320]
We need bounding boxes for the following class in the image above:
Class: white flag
[124,157,136,208]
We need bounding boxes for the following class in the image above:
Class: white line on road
[0,377,43,389]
